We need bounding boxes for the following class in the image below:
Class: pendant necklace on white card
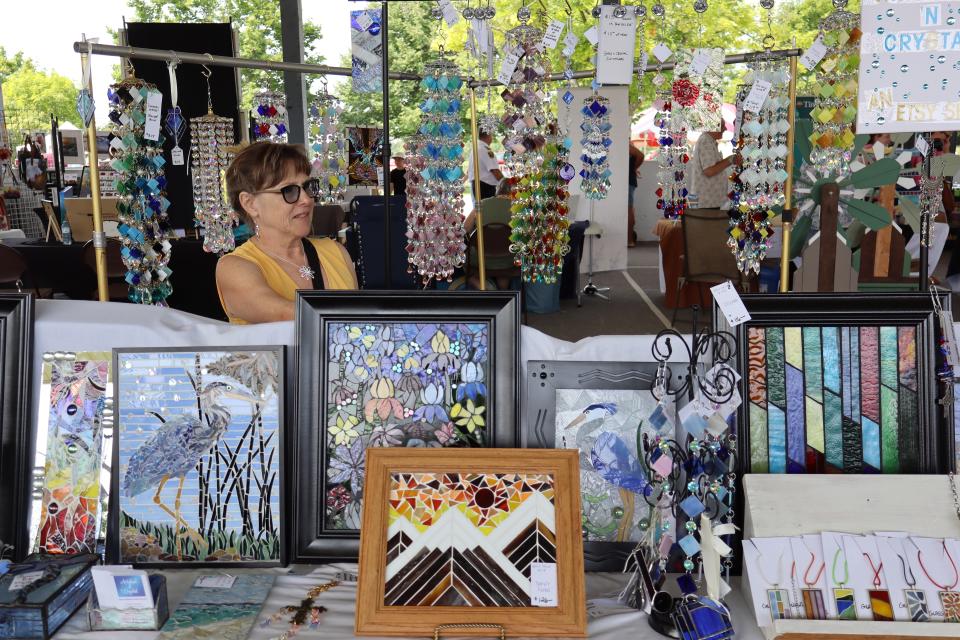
[916,541,960,622]
[801,550,827,620]
[831,547,857,620]
[855,539,893,622]
[899,552,930,622]
[950,472,960,523]
[754,543,791,622]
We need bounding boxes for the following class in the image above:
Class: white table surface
[52,564,764,640]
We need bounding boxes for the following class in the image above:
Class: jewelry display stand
[743,474,960,640]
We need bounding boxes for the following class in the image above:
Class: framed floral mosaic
[523,361,673,571]
[0,293,33,560]
[294,291,520,561]
[715,293,952,475]
[355,448,586,637]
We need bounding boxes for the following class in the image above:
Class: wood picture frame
[109,346,285,568]
[355,448,587,637]
[294,290,520,562]
[0,293,33,560]
[714,293,951,475]
[40,200,62,242]
[523,360,672,571]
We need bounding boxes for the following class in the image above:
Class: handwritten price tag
[652,43,673,63]
[799,37,827,70]
[195,575,236,589]
[530,562,558,607]
[689,50,712,77]
[743,79,772,113]
[711,281,751,327]
[542,20,565,50]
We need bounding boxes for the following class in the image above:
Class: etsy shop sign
[858,0,960,133]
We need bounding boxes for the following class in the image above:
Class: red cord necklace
[916,542,959,591]
[862,553,884,588]
[803,551,826,587]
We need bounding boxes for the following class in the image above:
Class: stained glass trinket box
[0,554,97,639]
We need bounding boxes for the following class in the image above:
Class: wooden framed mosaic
[355,448,586,637]
[523,360,672,571]
[294,291,520,562]
[0,293,33,560]
[715,293,952,474]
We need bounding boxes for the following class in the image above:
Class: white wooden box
[743,474,960,640]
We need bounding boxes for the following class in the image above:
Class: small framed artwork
[0,293,33,560]
[109,347,285,567]
[715,293,952,474]
[524,360,672,571]
[356,448,587,637]
[294,290,520,561]
[60,130,84,166]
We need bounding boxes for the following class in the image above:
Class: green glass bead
[687,481,698,492]
[638,518,650,531]
[611,506,624,519]
[683,559,695,571]
[662,482,671,492]
[685,521,697,532]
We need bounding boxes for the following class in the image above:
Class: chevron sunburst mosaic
[383,472,556,606]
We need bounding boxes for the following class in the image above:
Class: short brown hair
[225,141,311,224]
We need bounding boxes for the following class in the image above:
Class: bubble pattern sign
[858,0,960,134]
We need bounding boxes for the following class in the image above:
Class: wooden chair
[464,222,521,288]
[672,208,749,325]
[82,238,129,301]
[0,243,50,297]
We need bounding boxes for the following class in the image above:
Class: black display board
[126,22,241,230]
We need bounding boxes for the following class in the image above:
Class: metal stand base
[581,280,610,299]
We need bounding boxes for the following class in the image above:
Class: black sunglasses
[255,178,321,204]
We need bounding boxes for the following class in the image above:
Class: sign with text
[596,5,637,85]
[858,0,960,133]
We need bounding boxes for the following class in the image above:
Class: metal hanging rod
[467,47,804,88]
[71,41,423,81]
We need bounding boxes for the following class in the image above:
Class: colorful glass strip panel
[862,417,881,472]
[822,327,840,394]
[768,405,786,473]
[834,588,857,620]
[750,403,769,473]
[868,589,893,621]
[802,327,823,403]
[785,364,806,471]
[840,327,852,419]
[767,327,786,410]
[898,326,917,391]
[880,385,899,472]
[860,327,880,423]
[850,327,861,424]
[748,328,767,408]
[824,390,843,470]
[802,588,827,620]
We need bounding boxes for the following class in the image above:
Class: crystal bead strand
[309,87,348,205]
[252,90,289,142]
[190,113,237,254]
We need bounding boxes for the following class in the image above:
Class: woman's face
[247,169,314,239]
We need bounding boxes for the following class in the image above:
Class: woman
[216,142,358,324]
[463,180,514,290]
[627,143,644,247]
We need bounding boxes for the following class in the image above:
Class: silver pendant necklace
[257,240,315,281]
[950,472,960,522]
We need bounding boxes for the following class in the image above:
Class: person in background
[627,143,644,247]
[464,179,513,290]
[467,131,503,202]
[216,142,358,324]
[389,155,407,197]
[688,127,734,210]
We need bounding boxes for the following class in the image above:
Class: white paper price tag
[171,146,185,166]
[8,572,44,591]
[497,49,522,86]
[743,79,772,114]
[472,19,490,54]
[564,30,579,53]
[195,574,236,589]
[542,20,565,50]
[143,90,163,142]
[377,167,384,187]
[530,562,558,607]
[916,135,930,157]
[710,281,751,327]
[941,311,960,368]
[799,37,827,70]
[652,43,673,63]
[584,25,600,46]
[689,50,712,77]
[438,0,460,27]
[355,12,374,32]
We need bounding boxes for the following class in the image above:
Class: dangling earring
[254,222,261,237]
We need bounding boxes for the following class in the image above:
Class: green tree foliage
[0,47,34,84]
[125,0,324,109]
[2,66,78,133]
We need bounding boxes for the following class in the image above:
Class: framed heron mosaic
[0,293,33,561]
[109,347,284,567]
[294,291,520,561]
[355,448,587,637]
[523,360,673,571]
[714,294,952,475]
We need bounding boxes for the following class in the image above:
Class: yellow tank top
[217,237,358,324]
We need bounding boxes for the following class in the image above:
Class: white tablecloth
[52,564,764,640]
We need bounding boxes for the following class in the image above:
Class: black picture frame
[294,290,520,562]
[714,293,952,474]
[0,293,33,561]
[108,346,286,568]
[523,360,667,571]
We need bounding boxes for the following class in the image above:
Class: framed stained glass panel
[295,291,520,562]
[355,448,586,637]
[109,347,284,567]
[523,361,672,571]
[0,293,33,561]
[716,293,951,474]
